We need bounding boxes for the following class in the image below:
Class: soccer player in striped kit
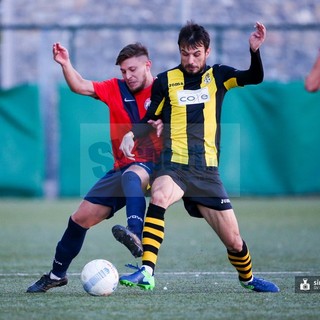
[119,21,279,293]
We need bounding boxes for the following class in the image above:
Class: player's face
[180,45,210,75]
[120,56,152,93]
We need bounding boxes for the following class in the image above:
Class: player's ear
[205,48,211,58]
[146,59,152,69]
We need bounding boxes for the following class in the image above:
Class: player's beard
[129,74,148,94]
[182,60,206,75]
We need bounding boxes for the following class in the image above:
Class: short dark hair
[115,42,149,65]
[178,21,210,51]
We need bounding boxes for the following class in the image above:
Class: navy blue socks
[121,171,146,239]
[51,217,88,278]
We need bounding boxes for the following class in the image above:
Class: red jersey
[93,78,162,169]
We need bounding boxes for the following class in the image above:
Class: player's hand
[148,119,163,137]
[305,49,320,92]
[119,131,135,160]
[249,22,266,52]
[53,42,70,65]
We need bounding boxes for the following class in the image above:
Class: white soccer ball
[80,259,119,296]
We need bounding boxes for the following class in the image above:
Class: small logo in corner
[299,278,310,291]
[124,97,135,102]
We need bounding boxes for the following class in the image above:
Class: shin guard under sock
[227,240,253,282]
[51,217,88,278]
[141,203,166,273]
[121,171,146,239]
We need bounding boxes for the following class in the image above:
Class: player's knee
[121,171,141,185]
[150,192,165,206]
[226,237,243,253]
[150,189,169,207]
[72,203,110,228]
[150,178,182,208]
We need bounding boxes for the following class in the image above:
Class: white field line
[0,271,315,277]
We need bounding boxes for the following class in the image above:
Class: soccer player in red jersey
[26,42,162,293]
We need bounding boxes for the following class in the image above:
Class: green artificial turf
[0,197,319,320]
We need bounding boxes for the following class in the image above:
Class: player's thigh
[150,175,184,209]
[197,205,242,251]
[72,200,112,228]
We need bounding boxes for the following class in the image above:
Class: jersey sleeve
[215,49,264,90]
[236,49,264,86]
[92,79,115,105]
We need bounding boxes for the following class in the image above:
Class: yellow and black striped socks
[227,240,253,283]
[141,203,166,274]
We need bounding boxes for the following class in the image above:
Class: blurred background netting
[0,0,319,197]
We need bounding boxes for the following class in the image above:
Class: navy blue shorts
[84,162,154,218]
[154,163,232,217]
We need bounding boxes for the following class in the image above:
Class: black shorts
[154,163,232,217]
[84,162,154,218]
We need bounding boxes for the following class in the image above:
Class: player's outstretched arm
[305,50,320,92]
[53,42,95,96]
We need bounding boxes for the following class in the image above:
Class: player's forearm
[305,51,320,92]
[61,61,95,96]
[131,115,154,138]
[237,49,264,86]
[131,99,159,138]
[248,48,264,84]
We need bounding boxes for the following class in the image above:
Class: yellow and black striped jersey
[133,49,263,168]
